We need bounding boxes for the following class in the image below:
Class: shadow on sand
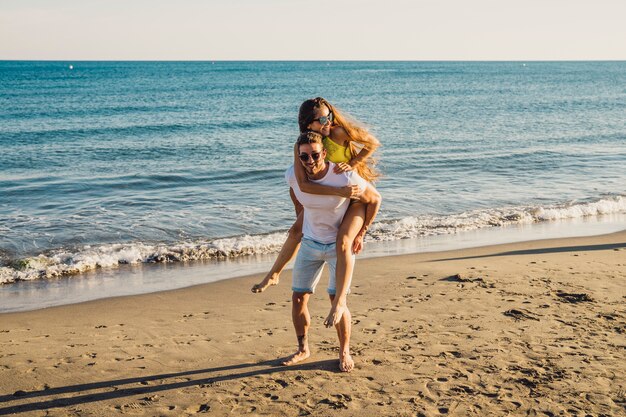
[429,242,625,262]
[0,358,339,415]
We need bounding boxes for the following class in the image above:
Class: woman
[252,97,380,327]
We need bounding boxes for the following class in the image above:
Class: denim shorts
[292,238,354,295]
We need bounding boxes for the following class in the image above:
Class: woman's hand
[339,185,362,199]
[333,162,353,174]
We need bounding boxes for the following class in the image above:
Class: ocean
[1,61,625,310]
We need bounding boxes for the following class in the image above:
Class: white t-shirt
[286,162,369,244]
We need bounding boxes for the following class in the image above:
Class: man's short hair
[297,131,324,147]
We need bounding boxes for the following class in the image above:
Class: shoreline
[1,214,625,314]
[2,195,624,288]
[1,231,624,415]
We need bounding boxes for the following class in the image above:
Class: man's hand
[339,184,362,199]
[352,232,365,254]
[333,162,353,174]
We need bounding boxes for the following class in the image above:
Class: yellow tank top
[323,136,352,163]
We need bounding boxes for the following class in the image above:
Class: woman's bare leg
[252,212,303,293]
[330,294,354,372]
[324,202,365,327]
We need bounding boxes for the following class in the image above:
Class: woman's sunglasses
[299,152,323,162]
[313,112,333,125]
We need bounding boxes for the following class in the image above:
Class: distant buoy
[522,63,527,67]
[69,65,74,70]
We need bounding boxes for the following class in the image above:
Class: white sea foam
[0,233,288,284]
[369,196,625,240]
[1,196,624,285]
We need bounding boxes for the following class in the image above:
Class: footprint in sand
[183,403,211,413]
[116,402,148,413]
[503,309,540,321]
[319,394,352,409]
[400,354,415,364]
[449,385,476,395]
[555,291,593,303]
[273,379,289,388]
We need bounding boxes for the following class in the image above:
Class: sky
[1,0,625,60]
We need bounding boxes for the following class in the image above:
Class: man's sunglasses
[299,152,323,162]
[313,112,333,125]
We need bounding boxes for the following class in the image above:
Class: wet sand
[1,231,624,416]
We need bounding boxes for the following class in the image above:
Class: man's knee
[292,292,308,307]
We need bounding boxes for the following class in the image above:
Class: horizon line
[2,59,626,63]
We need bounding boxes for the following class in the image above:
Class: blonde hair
[298,97,380,182]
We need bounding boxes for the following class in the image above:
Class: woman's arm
[349,143,377,168]
[293,143,361,198]
[330,127,380,168]
[289,187,303,216]
[350,131,380,168]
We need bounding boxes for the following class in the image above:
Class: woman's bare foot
[281,349,310,366]
[339,351,354,372]
[324,304,347,328]
[251,272,280,293]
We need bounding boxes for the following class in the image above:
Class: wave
[0,234,288,285]
[368,195,626,240]
[2,117,281,144]
[1,195,624,285]
[0,104,188,121]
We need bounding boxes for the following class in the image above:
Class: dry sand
[1,231,625,416]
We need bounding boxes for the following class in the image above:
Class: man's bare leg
[282,292,311,365]
[330,294,354,372]
[252,214,303,293]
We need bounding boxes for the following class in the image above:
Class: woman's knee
[338,210,364,239]
[337,234,353,254]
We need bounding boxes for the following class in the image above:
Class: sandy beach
[1,231,624,416]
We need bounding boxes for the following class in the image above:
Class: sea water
[1,61,625,309]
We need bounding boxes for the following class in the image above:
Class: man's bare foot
[323,304,347,328]
[251,272,280,293]
[339,351,354,372]
[281,349,310,366]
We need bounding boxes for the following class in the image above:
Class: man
[282,131,381,373]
